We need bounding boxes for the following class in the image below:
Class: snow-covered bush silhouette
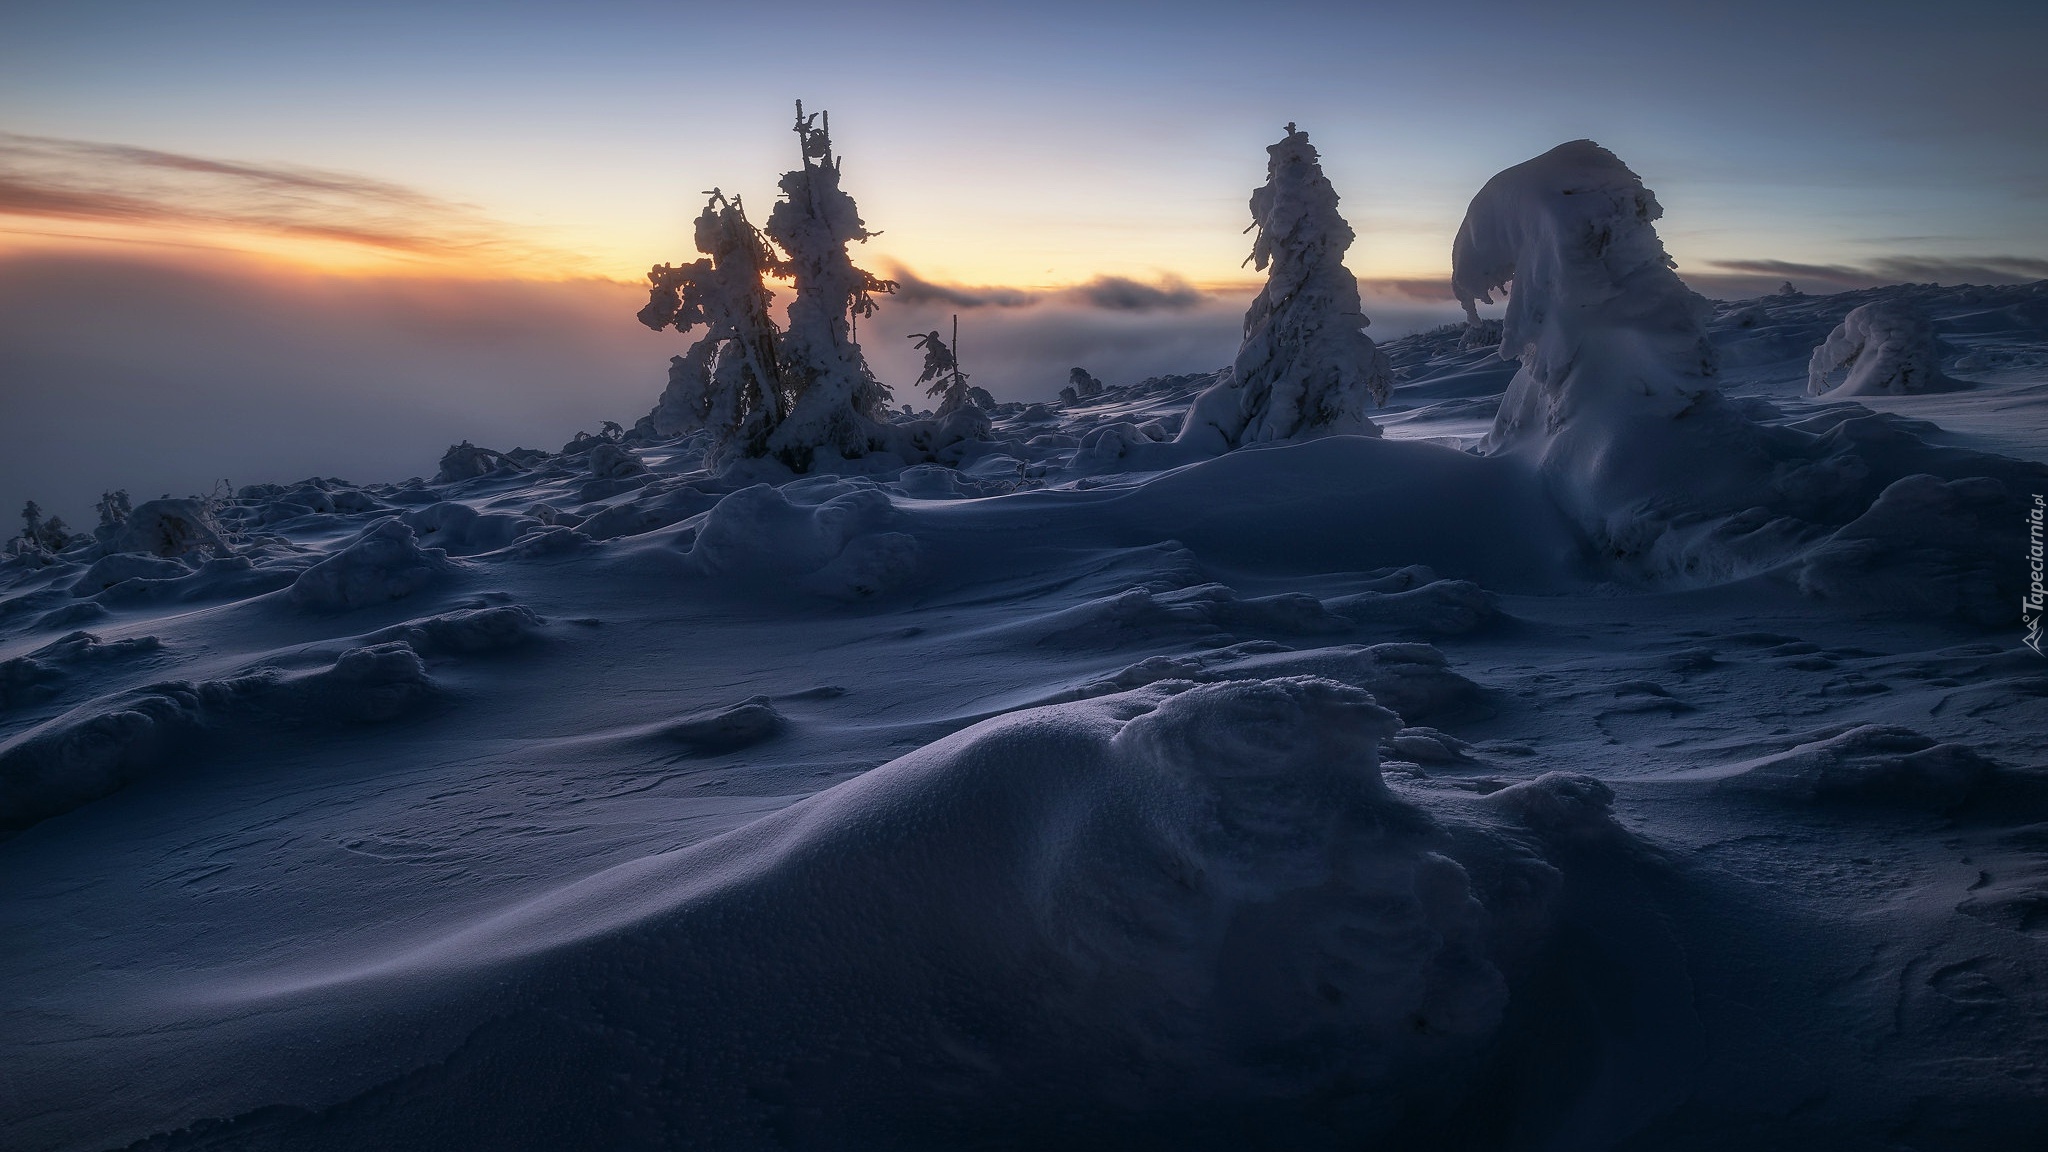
[17,502,77,554]
[435,442,523,484]
[909,324,970,416]
[635,190,786,457]
[1060,367,1105,405]
[1807,299,1955,396]
[1181,124,1391,451]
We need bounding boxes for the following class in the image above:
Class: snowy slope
[2,279,2046,1151]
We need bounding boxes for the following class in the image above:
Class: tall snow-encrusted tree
[1180,124,1391,451]
[635,190,786,459]
[763,102,899,469]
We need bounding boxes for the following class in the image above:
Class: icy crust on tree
[1807,299,1957,396]
[1452,139,1715,453]
[1181,126,1391,451]
[762,108,900,470]
[634,193,786,458]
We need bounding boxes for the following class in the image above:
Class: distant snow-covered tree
[1807,300,1955,397]
[636,190,787,459]
[1069,367,1105,399]
[1179,124,1390,452]
[762,102,900,470]
[95,490,132,532]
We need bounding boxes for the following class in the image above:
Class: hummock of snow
[100,498,225,559]
[286,519,454,610]
[1807,299,1957,396]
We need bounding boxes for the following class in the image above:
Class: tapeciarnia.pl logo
[2027,493,2045,656]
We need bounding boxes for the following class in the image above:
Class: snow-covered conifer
[636,190,786,459]
[1069,368,1105,400]
[762,103,900,470]
[1180,125,1390,450]
[95,490,132,532]
[910,324,971,416]
[1452,139,1714,455]
[1807,300,1953,396]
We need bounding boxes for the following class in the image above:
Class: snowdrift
[62,674,1698,1151]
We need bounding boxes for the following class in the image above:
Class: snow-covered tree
[636,190,786,459]
[1450,140,1730,540]
[1179,125,1390,451]
[1069,367,1104,400]
[909,324,971,416]
[1807,300,1953,396]
[762,103,900,470]
[1452,139,1714,458]
[95,490,132,532]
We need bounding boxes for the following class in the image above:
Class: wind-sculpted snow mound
[1027,578,1500,650]
[1791,473,2029,627]
[140,676,1680,1149]
[100,498,228,559]
[1708,725,2003,812]
[286,520,456,611]
[1055,642,1490,728]
[0,630,163,714]
[0,642,432,834]
[399,502,542,557]
[687,483,920,600]
[359,604,544,657]
[1808,300,1958,396]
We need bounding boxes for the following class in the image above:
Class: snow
[3,149,2048,1150]
[1808,298,1959,396]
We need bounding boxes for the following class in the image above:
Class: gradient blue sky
[5,0,2044,288]
[3,0,2045,524]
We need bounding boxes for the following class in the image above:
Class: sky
[4,0,2046,523]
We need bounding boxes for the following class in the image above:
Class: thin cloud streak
[0,131,586,271]
[1691,255,2048,298]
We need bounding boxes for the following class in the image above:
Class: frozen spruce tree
[636,190,786,459]
[909,320,970,415]
[762,102,900,470]
[1180,124,1390,451]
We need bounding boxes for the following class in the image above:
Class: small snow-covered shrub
[435,442,518,484]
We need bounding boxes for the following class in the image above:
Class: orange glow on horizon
[0,213,1452,305]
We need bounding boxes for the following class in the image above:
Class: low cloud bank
[0,249,1462,524]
